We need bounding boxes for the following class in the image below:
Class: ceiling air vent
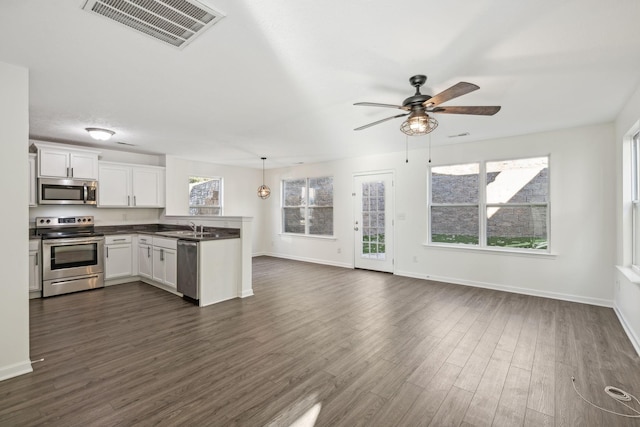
[82,0,225,49]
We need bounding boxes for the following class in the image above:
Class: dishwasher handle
[178,240,198,247]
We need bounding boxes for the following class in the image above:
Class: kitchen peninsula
[100,222,248,307]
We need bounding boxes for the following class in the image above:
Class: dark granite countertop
[97,224,240,241]
[29,224,240,241]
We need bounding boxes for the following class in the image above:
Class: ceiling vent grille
[82,0,225,49]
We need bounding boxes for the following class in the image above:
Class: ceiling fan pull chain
[406,134,409,163]
[428,133,432,163]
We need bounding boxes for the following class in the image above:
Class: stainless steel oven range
[36,216,104,297]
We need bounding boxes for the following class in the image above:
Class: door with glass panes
[353,173,394,272]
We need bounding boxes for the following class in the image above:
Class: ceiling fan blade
[354,102,409,110]
[430,106,501,116]
[424,82,480,107]
[354,113,409,131]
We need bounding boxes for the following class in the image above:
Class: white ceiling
[1,0,640,168]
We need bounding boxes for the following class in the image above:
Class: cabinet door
[138,244,153,279]
[70,152,98,180]
[132,168,162,207]
[152,246,164,283]
[99,165,131,207]
[28,155,37,207]
[163,248,177,289]
[105,244,133,280]
[29,250,41,292]
[39,148,70,178]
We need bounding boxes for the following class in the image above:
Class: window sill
[422,242,557,259]
[616,266,640,284]
[278,233,337,241]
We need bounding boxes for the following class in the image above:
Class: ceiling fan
[354,75,501,136]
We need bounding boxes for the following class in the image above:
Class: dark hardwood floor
[1,256,639,426]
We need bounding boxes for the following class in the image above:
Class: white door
[354,173,394,272]
[138,244,152,279]
[132,168,161,207]
[98,165,131,207]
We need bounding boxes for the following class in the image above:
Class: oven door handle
[84,184,88,204]
[42,237,105,246]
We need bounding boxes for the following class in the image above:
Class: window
[189,176,222,216]
[282,176,333,236]
[632,132,640,268]
[429,157,549,251]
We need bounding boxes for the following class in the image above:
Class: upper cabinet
[98,161,165,208]
[33,142,100,180]
[28,154,37,207]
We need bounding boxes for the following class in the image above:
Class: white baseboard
[395,270,614,308]
[261,252,352,269]
[240,289,254,298]
[613,305,640,357]
[0,360,32,382]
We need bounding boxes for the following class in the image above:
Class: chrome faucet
[189,221,197,232]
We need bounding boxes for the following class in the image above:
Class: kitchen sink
[156,230,220,239]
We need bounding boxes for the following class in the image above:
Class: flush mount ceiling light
[257,157,271,200]
[85,127,115,141]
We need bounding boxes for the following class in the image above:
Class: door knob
[354,227,359,231]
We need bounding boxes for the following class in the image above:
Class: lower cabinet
[137,235,176,289]
[105,235,133,280]
[152,246,177,288]
[138,243,153,279]
[29,239,41,293]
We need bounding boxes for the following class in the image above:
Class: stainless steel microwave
[38,178,98,205]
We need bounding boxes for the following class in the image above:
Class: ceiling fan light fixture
[85,127,115,141]
[400,112,438,136]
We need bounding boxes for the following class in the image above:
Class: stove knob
[81,218,86,222]
[39,219,44,224]
[87,218,92,222]
[45,219,51,224]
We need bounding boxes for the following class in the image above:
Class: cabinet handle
[134,196,137,206]
[35,253,38,266]
[71,167,74,178]
[106,247,109,258]
[113,238,126,242]
[147,247,150,258]
[160,248,164,261]
[128,195,130,206]
[66,167,70,177]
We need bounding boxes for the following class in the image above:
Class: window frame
[281,176,334,237]
[427,156,551,254]
[188,175,223,216]
[631,132,640,271]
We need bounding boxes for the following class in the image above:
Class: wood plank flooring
[1,256,639,426]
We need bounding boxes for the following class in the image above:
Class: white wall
[614,82,640,355]
[264,123,616,306]
[0,61,31,381]
[164,156,263,253]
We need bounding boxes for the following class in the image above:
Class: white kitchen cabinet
[105,235,133,280]
[33,142,99,179]
[98,161,165,208]
[151,237,177,289]
[28,154,37,207]
[28,240,41,293]
[138,235,153,279]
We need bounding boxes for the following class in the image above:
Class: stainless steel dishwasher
[177,240,198,304]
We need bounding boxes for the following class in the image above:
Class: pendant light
[257,157,271,199]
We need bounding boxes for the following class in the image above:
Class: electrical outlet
[337,248,342,254]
